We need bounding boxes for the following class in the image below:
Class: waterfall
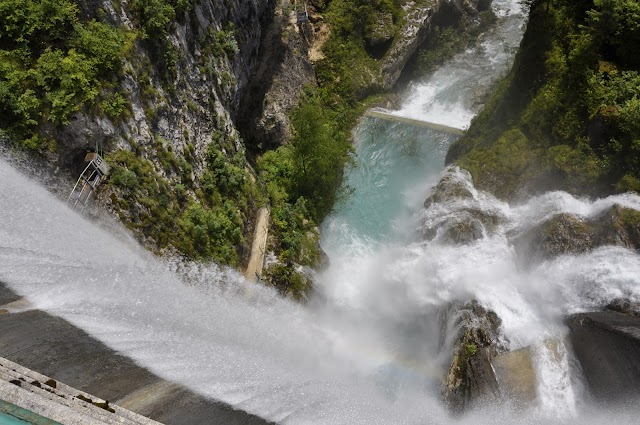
[2,0,640,423]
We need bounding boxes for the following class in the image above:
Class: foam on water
[386,0,527,128]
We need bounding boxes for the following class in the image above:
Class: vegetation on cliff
[0,0,130,149]
[449,0,640,199]
[0,0,265,269]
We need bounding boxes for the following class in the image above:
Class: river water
[1,0,640,423]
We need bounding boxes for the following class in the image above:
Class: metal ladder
[67,152,110,211]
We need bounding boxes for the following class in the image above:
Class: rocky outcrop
[380,1,435,89]
[513,204,640,264]
[381,0,492,89]
[421,167,504,244]
[607,298,640,317]
[424,168,475,208]
[443,301,504,413]
[567,310,640,402]
[513,213,595,262]
[49,0,276,174]
[237,2,316,150]
[365,11,396,51]
[595,204,640,250]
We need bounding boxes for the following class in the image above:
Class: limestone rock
[380,0,492,89]
[380,2,434,89]
[237,6,316,150]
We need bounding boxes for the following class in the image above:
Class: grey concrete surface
[0,282,271,425]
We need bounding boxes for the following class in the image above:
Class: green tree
[290,94,351,220]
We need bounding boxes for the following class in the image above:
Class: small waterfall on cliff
[2,0,640,424]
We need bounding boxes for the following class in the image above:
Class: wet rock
[607,298,640,317]
[424,169,474,208]
[441,218,484,244]
[491,346,537,409]
[513,204,640,265]
[567,311,640,401]
[513,213,595,262]
[422,168,503,244]
[594,204,640,250]
[443,301,504,414]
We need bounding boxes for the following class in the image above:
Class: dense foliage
[107,128,263,266]
[255,0,410,274]
[450,0,640,198]
[0,0,127,149]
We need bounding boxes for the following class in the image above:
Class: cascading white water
[2,0,640,424]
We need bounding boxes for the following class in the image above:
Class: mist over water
[1,0,640,423]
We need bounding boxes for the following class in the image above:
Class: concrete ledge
[1,356,161,424]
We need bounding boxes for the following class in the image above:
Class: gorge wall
[0,0,491,287]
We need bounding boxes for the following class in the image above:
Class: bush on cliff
[0,0,127,149]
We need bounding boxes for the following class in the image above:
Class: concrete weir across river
[364,110,466,136]
[0,282,271,425]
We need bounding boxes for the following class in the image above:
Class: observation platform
[67,153,110,211]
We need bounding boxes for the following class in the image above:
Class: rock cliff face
[55,0,275,172]
[236,3,316,151]
[381,0,492,89]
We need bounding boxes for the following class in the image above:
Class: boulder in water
[442,218,484,244]
[424,168,475,208]
[443,301,504,414]
[513,213,595,262]
[513,204,640,265]
[594,204,640,250]
[422,168,503,244]
[566,310,640,401]
[607,298,640,317]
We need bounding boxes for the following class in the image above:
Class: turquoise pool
[0,400,61,425]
